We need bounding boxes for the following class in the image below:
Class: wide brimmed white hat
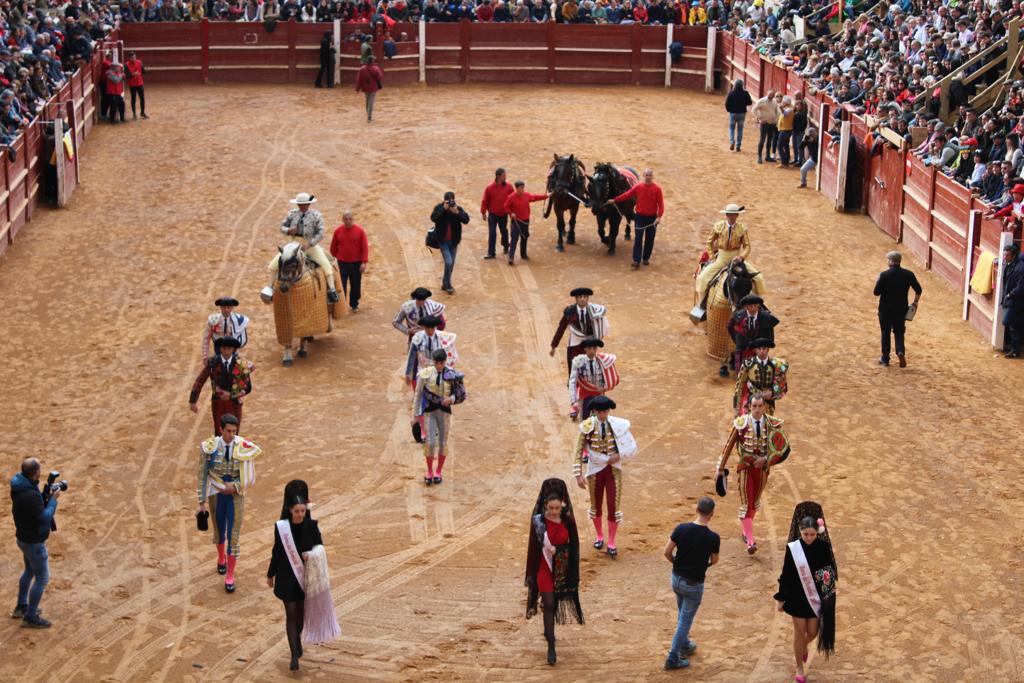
[289,192,317,204]
[719,203,746,214]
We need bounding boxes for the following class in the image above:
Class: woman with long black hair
[524,478,584,666]
[266,480,322,671]
[773,501,838,683]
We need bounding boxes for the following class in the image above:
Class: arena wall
[720,31,1013,346]
[120,19,715,90]
[0,38,107,257]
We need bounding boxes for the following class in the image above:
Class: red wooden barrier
[865,144,904,240]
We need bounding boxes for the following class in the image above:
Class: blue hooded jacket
[10,473,58,544]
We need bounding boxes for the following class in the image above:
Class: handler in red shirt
[502,180,548,265]
[480,167,514,259]
[329,211,369,311]
[104,63,126,124]
[608,167,665,268]
[125,51,147,120]
[355,56,384,123]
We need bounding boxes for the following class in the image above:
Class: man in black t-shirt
[662,496,720,671]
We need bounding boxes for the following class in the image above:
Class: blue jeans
[800,158,816,186]
[632,214,657,265]
[777,131,792,165]
[728,113,745,149]
[487,214,508,256]
[440,240,458,289]
[17,539,50,618]
[667,572,704,664]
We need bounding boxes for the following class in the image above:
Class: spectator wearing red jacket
[502,180,548,265]
[608,167,665,268]
[104,63,126,124]
[355,55,384,123]
[480,167,514,259]
[329,211,370,311]
[476,0,494,21]
[125,51,147,120]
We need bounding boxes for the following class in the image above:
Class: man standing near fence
[725,78,753,152]
[752,89,779,164]
[125,51,148,119]
[329,211,369,313]
[355,56,383,123]
[874,251,922,367]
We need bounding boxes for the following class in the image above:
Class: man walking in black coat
[315,31,335,88]
[725,78,753,152]
[1000,243,1024,358]
[874,251,922,367]
[430,191,469,295]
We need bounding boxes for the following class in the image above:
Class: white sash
[788,540,821,617]
[541,530,555,572]
[277,519,305,589]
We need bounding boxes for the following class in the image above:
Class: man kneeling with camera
[10,458,65,628]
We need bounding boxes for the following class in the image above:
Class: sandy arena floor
[0,83,1021,683]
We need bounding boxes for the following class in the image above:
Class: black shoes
[432,475,442,485]
[607,547,618,558]
[484,254,496,260]
[718,365,730,377]
[593,539,604,550]
[11,604,27,618]
[897,352,907,368]
[21,614,51,629]
[878,357,890,366]
[328,290,340,304]
[217,563,227,575]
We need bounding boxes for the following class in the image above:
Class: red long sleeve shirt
[612,182,665,217]
[504,191,547,221]
[481,180,514,217]
[329,224,369,263]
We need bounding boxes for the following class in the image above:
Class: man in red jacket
[355,56,384,123]
[105,62,126,124]
[608,167,664,269]
[125,51,147,120]
[480,167,514,259]
[329,211,370,312]
[503,180,548,265]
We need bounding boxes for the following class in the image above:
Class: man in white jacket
[751,90,780,164]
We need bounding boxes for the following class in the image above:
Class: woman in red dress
[525,479,584,666]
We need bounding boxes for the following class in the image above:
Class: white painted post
[333,19,341,86]
[815,104,825,193]
[419,18,427,83]
[991,230,1014,347]
[835,120,851,211]
[962,210,978,320]
[705,27,717,92]
[664,22,673,88]
[53,117,65,207]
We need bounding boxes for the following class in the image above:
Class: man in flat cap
[550,287,611,375]
[405,314,458,388]
[568,337,619,421]
[190,337,254,436]
[202,297,250,361]
[728,295,779,373]
[263,192,340,304]
[715,394,790,555]
[573,395,637,557]
[733,338,788,415]
[393,286,447,347]
[873,251,922,367]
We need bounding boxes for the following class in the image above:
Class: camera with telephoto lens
[41,471,67,531]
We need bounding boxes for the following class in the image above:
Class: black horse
[586,163,638,255]
[544,154,587,252]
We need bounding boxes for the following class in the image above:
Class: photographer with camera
[429,191,469,296]
[10,458,63,628]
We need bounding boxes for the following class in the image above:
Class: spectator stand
[0,40,110,256]
[721,25,1021,348]
[923,19,1021,122]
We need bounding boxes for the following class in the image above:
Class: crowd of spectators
[723,0,1024,213]
[119,0,728,25]
[0,1,111,145]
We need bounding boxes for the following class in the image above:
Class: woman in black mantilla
[773,501,838,683]
[524,478,584,666]
[266,480,323,671]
